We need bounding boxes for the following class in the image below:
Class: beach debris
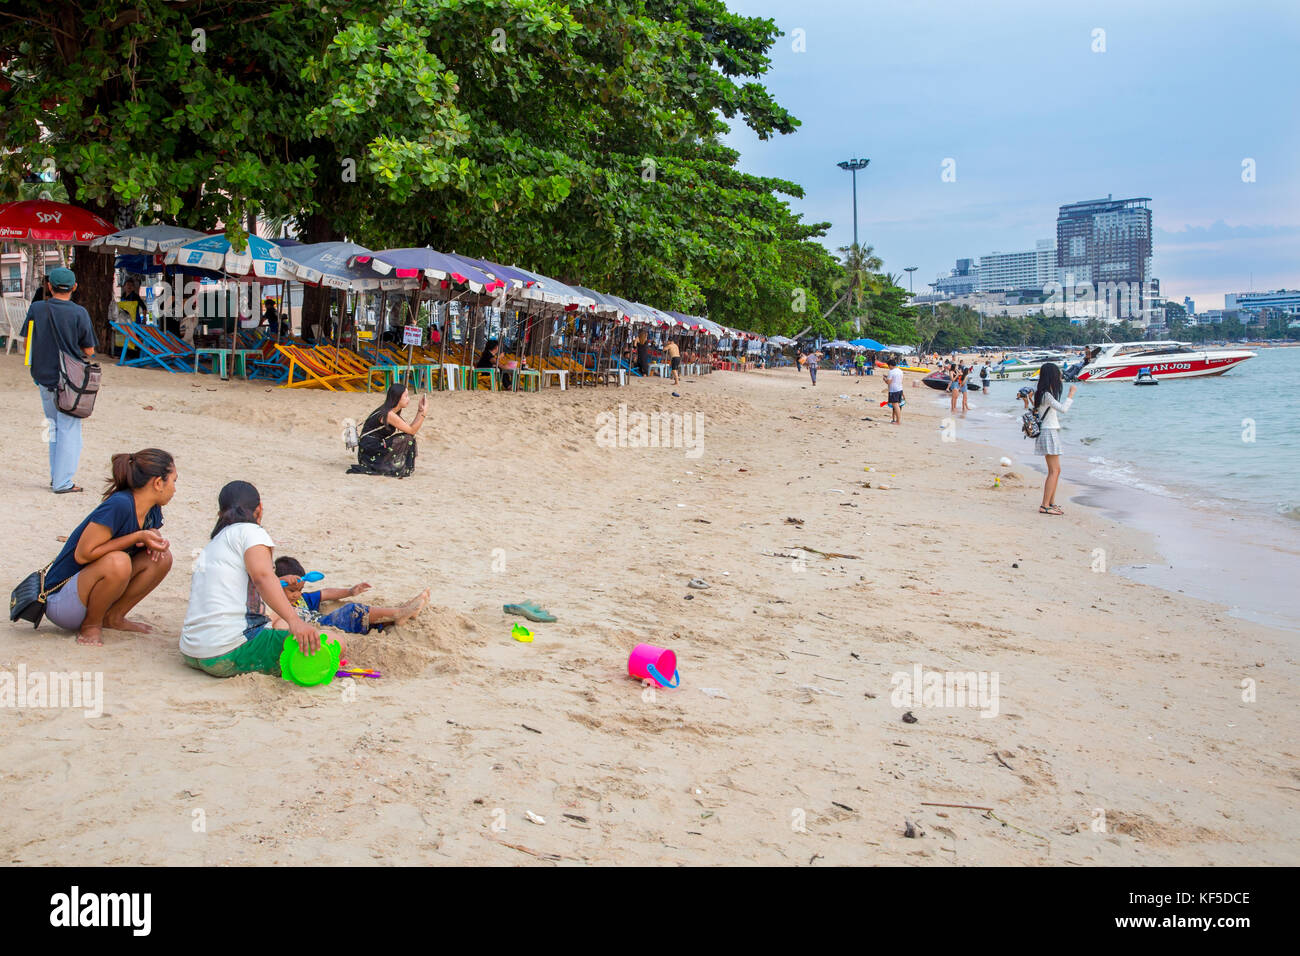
[999,456,1012,467]
[510,623,535,643]
[56,535,67,543]
[831,801,856,813]
[785,516,805,525]
[1011,562,1019,568]
[797,683,844,699]
[687,578,710,589]
[921,802,995,812]
[786,545,861,560]
[684,594,694,600]
[828,488,846,493]
[563,813,588,823]
[672,392,681,397]
[700,687,730,699]
[142,405,154,411]
[521,724,543,734]
[903,820,923,838]
[525,810,546,825]
[991,751,1015,771]
[901,711,918,724]
[692,518,711,524]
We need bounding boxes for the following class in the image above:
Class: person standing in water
[1032,362,1077,516]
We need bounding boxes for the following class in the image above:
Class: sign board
[449,300,461,316]
[403,325,422,346]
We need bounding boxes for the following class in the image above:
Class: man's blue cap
[47,267,76,290]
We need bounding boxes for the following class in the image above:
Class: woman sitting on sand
[347,383,427,478]
[44,450,177,646]
[180,481,329,677]
[1033,362,1078,516]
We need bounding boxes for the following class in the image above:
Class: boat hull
[1078,354,1253,382]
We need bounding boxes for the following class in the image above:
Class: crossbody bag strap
[36,559,70,601]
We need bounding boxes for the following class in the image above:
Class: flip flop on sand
[53,485,84,494]
[503,601,556,623]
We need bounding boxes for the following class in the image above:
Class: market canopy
[849,337,885,350]
[0,199,114,243]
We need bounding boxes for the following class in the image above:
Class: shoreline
[933,386,1300,634]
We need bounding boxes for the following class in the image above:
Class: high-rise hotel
[1056,195,1155,320]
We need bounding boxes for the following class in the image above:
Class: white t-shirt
[180,523,275,659]
[886,368,904,391]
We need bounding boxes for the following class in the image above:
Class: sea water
[952,347,1300,630]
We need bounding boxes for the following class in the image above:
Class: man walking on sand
[806,349,820,385]
[665,339,682,385]
[27,267,97,494]
[886,360,905,425]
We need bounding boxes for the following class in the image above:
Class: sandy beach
[1,357,1297,866]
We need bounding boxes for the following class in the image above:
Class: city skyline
[721,0,1299,309]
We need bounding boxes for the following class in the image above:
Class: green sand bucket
[278,634,341,687]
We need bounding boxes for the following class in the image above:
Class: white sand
[1,357,1297,865]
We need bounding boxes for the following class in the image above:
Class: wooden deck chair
[276,344,366,391]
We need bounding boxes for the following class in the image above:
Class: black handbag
[9,562,68,628]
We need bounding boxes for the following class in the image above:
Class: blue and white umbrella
[163,232,287,280]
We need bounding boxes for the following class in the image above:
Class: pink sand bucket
[628,643,679,688]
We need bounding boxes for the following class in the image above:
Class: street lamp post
[904,266,917,294]
[836,157,869,249]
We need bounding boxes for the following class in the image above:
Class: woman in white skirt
[1033,362,1077,515]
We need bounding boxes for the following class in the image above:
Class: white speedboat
[1077,341,1255,382]
[991,351,1073,380]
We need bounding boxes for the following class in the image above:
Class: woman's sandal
[1038,505,1064,515]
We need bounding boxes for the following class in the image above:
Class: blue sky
[722,0,1300,309]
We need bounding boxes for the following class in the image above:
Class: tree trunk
[299,210,340,338]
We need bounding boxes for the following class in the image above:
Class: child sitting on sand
[271,556,429,634]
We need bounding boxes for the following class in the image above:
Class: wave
[1086,457,1180,499]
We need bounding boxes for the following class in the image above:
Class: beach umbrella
[163,232,287,280]
[356,247,502,294]
[0,199,116,297]
[89,224,206,254]
[162,233,288,377]
[0,199,115,243]
[281,241,395,290]
[849,337,884,350]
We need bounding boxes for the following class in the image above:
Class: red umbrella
[0,200,115,243]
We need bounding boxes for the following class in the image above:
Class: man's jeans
[38,386,82,491]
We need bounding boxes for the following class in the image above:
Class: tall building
[1056,195,1154,321]
[931,257,980,296]
[1184,296,1195,317]
[978,239,1057,293]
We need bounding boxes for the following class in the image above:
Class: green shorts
[182,628,291,678]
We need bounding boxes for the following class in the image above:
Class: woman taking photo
[347,383,427,478]
[1033,362,1077,516]
[44,449,177,645]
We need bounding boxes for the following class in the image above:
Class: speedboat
[990,351,1073,380]
[1077,341,1255,382]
